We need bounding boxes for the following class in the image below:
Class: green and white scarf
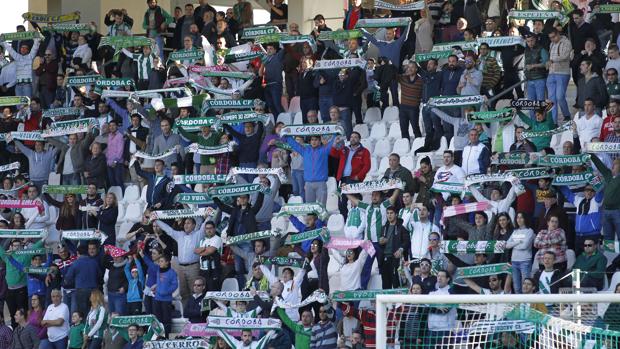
[340,179,403,194]
[174,116,217,132]
[467,108,514,123]
[492,152,540,165]
[62,230,104,241]
[95,78,135,88]
[318,29,363,41]
[455,263,512,278]
[286,227,330,245]
[215,112,270,127]
[129,149,177,167]
[0,229,45,239]
[331,288,409,301]
[204,291,270,301]
[207,183,270,198]
[202,71,254,80]
[256,34,315,46]
[432,41,478,52]
[415,50,452,62]
[355,17,412,28]
[427,95,485,108]
[522,122,571,139]
[594,4,620,13]
[585,142,620,153]
[0,31,42,41]
[173,174,228,185]
[430,182,471,195]
[280,124,344,136]
[226,229,282,245]
[552,171,600,188]
[240,26,280,39]
[224,51,265,63]
[375,0,425,10]
[508,9,564,19]
[206,316,281,330]
[23,267,49,275]
[151,207,215,220]
[0,162,20,173]
[477,36,525,47]
[277,203,329,220]
[42,118,95,138]
[258,256,305,268]
[0,96,30,106]
[202,99,255,111]
[110,315,165,340]
[99,36,153,50]
[313,58,367,70]
[228,167,287,182]
[66,75,100,86]
[464,173,524,194]
[43,185,92,195]
[9,131,43,141]
[185,142,235,155]
[11,248,47,256]
[506,167,554,180]
[275,290,328,309]
[175,193,213,205]
[143,339,208,349]
[168,49,204,62]
[43,23,94,33]
[441,240,506,254]
[536,154,591,167]
[42,107,81,119]
[510,99,549,110]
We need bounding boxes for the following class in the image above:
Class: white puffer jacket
[2,38,40,83]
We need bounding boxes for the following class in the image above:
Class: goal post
[376,293,620,349]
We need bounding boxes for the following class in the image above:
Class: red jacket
[329,144,371,181]
[600,113,617,141]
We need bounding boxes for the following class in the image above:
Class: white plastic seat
[435,136,448,154]
[48,173,61,186]
[117,222,135,249]
[221,278,239,292]
[368,156,379,177]
[293,112,303,124]
[401,155,414,170]
[116,204,126,222]
[121,185,140,206]
[387,122,402,139]
[383,106,399,123]
[287,195,303,204]
[392,138,410,157]
[369,122,387,140]
[326,177,337,193]
[364,107,382,124]
[326,193,339,214]
[360,138,374,153]
[288,96,301,113]
[124,202,144,223]
[374,139,391,158]
[448,137,455,151]
[140,185,148,205]
[276,112,293,125]
[327,214,345,237]
[608,271,620,292]
[377,156,390,175]
[410,137,425,155]
[353,123,370,139]
[108,186,123,203]
[566,249,576,270]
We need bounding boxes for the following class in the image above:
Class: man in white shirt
[41,289,70,348]
[462,129,491,176]
[433,150,466,187]
[408,204,440,260]
[154,217,206,303]
[21,185,50,229]
[574,98,603,149]
[260,262,306,321]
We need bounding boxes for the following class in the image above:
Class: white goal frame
[375,293,620,349]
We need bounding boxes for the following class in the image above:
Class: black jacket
[379,221,411,260]
[298,70,318,99]
[223,123,264,164]
[184,293,207,323]
[533,269,568,294]
[84,154,107,189]
[213,193,264,237]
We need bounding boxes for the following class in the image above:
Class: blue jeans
[399,105,421,139]
[318,96,334,122]
[511,260,532,294]
[233,242,252,288]
[88,338,103,349]
[62,289,77,314]
[153,34,165,61]
[41,337,68,349]
[603,209,620,241]
[108,291,127,315]
[527,78,547,117]
[546,74,570,123]
[291,169,305,199]
[422,105,443,150]
[361,242,382,289]
[15,83,33,98]
[107,164,125,191]
[265,82,284,116]
[61,173,81,186]
[239,162,257,182]
[339,107,352,139]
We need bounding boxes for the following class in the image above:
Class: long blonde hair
[90,289,105,309]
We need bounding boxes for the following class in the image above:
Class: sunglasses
[584,244,594,247]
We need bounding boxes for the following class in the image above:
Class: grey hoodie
[14,141,56,182]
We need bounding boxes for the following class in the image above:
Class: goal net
[375,293,620,349]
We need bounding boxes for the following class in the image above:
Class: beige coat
[549,35,573,75]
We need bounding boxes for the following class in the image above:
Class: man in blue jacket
[263,42,286,116]
[133,159,172,209]
[64,244,102,319]
[285,134,336,205]
[439,55,465,143]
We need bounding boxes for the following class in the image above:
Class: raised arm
[431,107,461,127]
[153,220,183,240]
